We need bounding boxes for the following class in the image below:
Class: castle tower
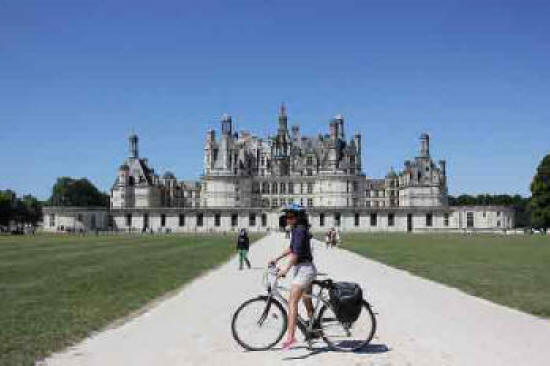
[129,133,139,159]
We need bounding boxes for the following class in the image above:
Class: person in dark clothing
[236,228,251,270]
[268,204,317,350]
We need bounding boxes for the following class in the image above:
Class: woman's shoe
[281,337,297,351]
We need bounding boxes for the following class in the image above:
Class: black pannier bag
[329,282,363,323]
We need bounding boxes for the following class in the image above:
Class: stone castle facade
[44,105,514,233]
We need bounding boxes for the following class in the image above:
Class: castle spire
[278,102,288,133]
[279,102,286,117]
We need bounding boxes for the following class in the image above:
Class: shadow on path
[279,343,390,361]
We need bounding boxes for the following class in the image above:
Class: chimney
[439,160,446,176]
[420,133,430,157]
[129,134,139,159]
[334,114,344,139]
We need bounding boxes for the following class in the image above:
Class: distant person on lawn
[237,228,251,270]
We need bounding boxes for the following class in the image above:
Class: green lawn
[340,233,550,318]
[0,233,262,366]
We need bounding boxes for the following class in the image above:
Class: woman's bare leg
[286,285,304,341]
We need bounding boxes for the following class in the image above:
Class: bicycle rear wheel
[231,296,287,351]
[319,300,376,352]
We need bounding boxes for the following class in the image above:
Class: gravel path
[44,233,550,366]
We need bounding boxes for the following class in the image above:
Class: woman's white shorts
[291,262,317,289]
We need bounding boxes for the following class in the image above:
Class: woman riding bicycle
[268,203,317,350]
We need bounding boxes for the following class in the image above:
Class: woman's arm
[278,252,298,277]
[269,247,292,265]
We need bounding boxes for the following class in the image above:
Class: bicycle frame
[261,267,331,340]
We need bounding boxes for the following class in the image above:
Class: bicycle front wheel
[231,296,287,351]
[319,300,376,352]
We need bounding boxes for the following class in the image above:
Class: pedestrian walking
[237,228,251,270]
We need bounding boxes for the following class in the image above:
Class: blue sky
[1,0,549,199]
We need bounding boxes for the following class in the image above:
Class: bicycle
[231,264,376,352]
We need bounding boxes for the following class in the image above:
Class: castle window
[262,182,269,194]
[49,214,55,227]
[231,213,238,227]
[307,156,313,165]
[179,214,185,227]
[334,213,341,227]
[320,213,325,227]
[161,214,166,227]
[497,220,501,227]
[388,213,395,226]
[261,214,267,227]
[466,212,474,228]
[353,182,358,192]
[307,169,313,176]
[280,183,286,194]
[444,213,449,227]
[126,214,132,227]
[197,213,203,227]
[307,198,313,207]
[272,183,278,194]
[214,213,221,227]
[249,213,256,226]
[426,213,432,227]
[272,199,278,207]
[252,182,260,193]
[354,213,360,226]
[77,214,83,222]
[307,183,313,194]
[144,213,149,228]
[370,213,377,226]
[497,211,501,217]
[288,183,294,194]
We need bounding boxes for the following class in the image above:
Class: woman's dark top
[237,234,249,250]
[289,225,313,263]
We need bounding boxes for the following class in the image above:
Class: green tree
[0,190,43,226]
[47,177,109,207]
[529,154,550,230]
[0,191,15,226]
[20,195,42,224]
